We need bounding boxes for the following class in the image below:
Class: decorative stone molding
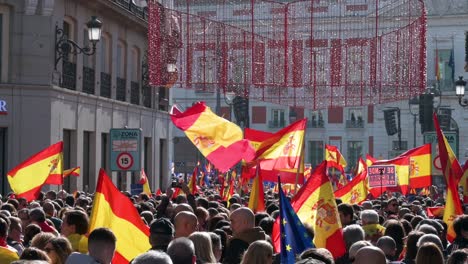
[39,0,54,16]
[24,0,38,15]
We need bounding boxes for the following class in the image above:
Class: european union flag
[279,181,314,264]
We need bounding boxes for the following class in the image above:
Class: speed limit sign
[116,152,134,170]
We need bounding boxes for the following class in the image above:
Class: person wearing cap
[149,217,175,251]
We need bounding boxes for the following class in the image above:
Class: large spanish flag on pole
[399,144,432,188]
[335,158,368,204]
[434,113,463,242]
[138,169,152,197]
[7,141,63,201]
[248,165,266,213]
[170,102,255,172]
[89,169,151,263]
[325,144,347,173]
[243,119,306,183]
[291,161,346,258]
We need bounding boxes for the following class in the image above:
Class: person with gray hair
[132,251,173,264]
[417,234,445,255]
[360,210,385,244]
[349,240,372,262]
[376,236,397,261]
[360,210,379,225]
[167,237,196,264]
[343,224,365,251]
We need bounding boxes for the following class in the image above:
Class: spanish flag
[138,169,152,197]
[7,142,63,201]
[434,113,463,242]
[248,165,266,213]
[426,206,445,218]
[399,144,432,188]
[460,162,468,203]
[188,164,199,194]
[335,158,368,204]
[89,169,150,263]
[368,155,410,196]
[243,119,306,183]
[325,144,347,173]
[63,167,80,178]
[291,161,346,258]
[170,102,255,172]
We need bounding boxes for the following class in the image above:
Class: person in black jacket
[447,215,468,255]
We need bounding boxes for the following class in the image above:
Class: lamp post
[55,16,102,70]
[455,76,468,107]
[224,91,236,122]
[409,96,419,148]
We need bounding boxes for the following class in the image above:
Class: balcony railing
[82,67,95,95]
[268,120,286,128]
[113,0,148,20]
[307,119,324,128]
[142,85,151,108]
[116,77,126,102]
[62,61,76,90]
[100,72,111,98]
[131,81,140,105]
[346,119,365,128]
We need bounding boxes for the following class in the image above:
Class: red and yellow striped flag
[7,142,63,201]
[367,156,410,196]
[63,167,80,178]
[188,165,198,195]
[170,102,255,172]
[325,144,347,173]
[248,165,265,213]
[243,119,306,183]
[291,161,346,258]
[434,113,464,242]
[335,158,368,204]
[89,169,150,263]
[138,169,152,197]
[426,206,445,218]
[400,144,432,188]
[460,162,468,203]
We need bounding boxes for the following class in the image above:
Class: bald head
[174,211,198,238]
[174,203,194,216]
[354,246,386,264]
[230,207,254,235]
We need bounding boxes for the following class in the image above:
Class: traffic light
[437,107,452,131]
[419,94,434,133]
[383,109,398,136]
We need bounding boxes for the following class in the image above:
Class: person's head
[386,198,399,214]
[404,231,425,261]
[230,207,255,235]
[195,207,209,231]
[8,216,22,242]
[20,247,51,262]
[299,248,334,264]
[88,228,117,264]
[61,209,89,236]
[240,240,273,264]
[208,232,222,262]
[149,217,174,250]
[453,215,468,240]
[417,234,444,253]
[415,242,444,264]
[360,210,379,225]
[376,236,397,260]
[338,203,354,226]
[17,197,28,210]
[353,246,386,264]
[46,191,57,201]
[447,249,468,264]
[417,224,438,235]
[29,208,47,223]
[174,211,198,238]
[0,217,9,239]
[258,217,275,236]
[361,201,373,210]
[44,236,72,264]
[343,224,365,251]
[132,251,173,264]
[383,219,405,248]
[167,237,196,264]
[18,208,30,228]
[31,232,56,250]
[188,232,216,263]
[348,241,372,262]
[43,202,56,217]
[23,224,42,246]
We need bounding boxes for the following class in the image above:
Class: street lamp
[55,16,102,70]
[408,96,419,148]
[224,91,236,121]
[455,76,468,107]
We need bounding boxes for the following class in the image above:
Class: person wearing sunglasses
[44,237,72,264]
[385,198,400,217]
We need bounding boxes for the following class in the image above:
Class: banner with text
[368,165,397,188]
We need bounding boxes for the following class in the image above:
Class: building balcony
[130,81,140,105]
[113,0,148,20]
[82,67,95,95]
[268,120,285,128]
[100,72,111,98]
[307,119,324,128]
[345,119,364,128]
[62,61,76,90]
[116,77,126,102]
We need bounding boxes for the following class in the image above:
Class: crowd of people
[0,181,467,264]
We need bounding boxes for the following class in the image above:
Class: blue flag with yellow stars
[279,180,314,263]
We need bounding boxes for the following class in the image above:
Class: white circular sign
[117,152,134,170]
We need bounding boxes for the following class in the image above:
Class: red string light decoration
[148,0,427,110]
